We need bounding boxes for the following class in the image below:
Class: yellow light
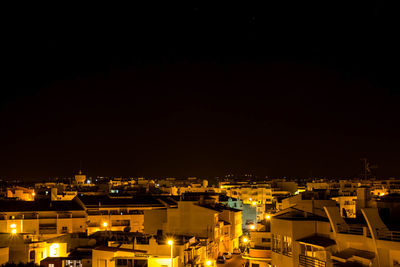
[250,224,255,230]
[102,222,108,227]
[10,223,16,229]
[11,229,17,234]
[167,239,173,245]
[206,260,212,266]
[266,214,271,220]
[32,192,36,196]
[50,243,60,257]
[249,198,252,201]
[220,186,223,189]
[252,201,257,206]
[243,237,248,243]
[380,192,385,196]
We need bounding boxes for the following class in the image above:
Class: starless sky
[1,2,400,180]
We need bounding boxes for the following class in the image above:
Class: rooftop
[297,235,336,248]
[79,195,165,208]
[273,208,329,222]
[0,198,84,212]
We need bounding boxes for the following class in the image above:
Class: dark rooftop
[0,198,84,212]
[78,195,165,207]
[297,235,336,247]
[273,208,329,222]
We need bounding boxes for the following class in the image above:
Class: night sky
[1,3,400,180]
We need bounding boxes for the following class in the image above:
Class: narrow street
[217,255,244,267]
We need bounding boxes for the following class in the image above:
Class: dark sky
[1,2,400,180]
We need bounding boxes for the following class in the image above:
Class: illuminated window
[49,244,59,257]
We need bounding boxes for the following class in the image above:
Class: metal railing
[336,224,363,235]
[376,228,400,242]
[299,255,326,267]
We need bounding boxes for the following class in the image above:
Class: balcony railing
[299,255,326,267]
[337,224,363,235]
[376,228,400,242]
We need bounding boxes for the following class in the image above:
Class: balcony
[39,224,57,234]
[336,223,364,235]
[376,228,400,242]
[299,255,326,267]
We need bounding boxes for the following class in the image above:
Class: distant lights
[11,229,17,234]
[250,224,256,230]
[10,223,16,229]
[266,214,271,220]
[252,201,257,206]
[242,237,249,243]
[167,239,173,245]
[206,260,212,266]
[102,222,108,227]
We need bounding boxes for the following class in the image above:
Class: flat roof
[297,235,336,248]
[0,198,84,212]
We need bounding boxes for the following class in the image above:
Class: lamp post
[168,240,174,267]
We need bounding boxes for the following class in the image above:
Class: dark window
[29,250,35,261]
[117,259,127,266]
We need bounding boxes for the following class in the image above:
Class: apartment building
[79,195,168,235]
[0,198,86,239]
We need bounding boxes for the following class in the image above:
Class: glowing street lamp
[250,224,256,230]
[266,214,271,220]
[10,223,16,229]
[242,237,249,243]
[252,201,257,206]
[206,260,212,266]
[102,222,108,227]
[168,240,174,267]
[11,229,17,234]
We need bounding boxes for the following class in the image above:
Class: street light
[168,239,174,267]
[252,201,257,206]
[206,260,212,266]
[102,222,108,227]
[242,237,249,243]
[250,224,256,230]
[11,229,17,234]
[266,214,271,220]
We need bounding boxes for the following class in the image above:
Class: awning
[296,235,336,248]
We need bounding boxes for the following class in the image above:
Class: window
[272,234,281,253]
[49,264,54,267]
[282,236,292,257]
[252,264,259,267]
[117,259,128,266]
[62,226,68,233]
[261,238,271,243]
[29,250,35,261]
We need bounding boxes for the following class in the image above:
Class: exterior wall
[250,231,271,249]
[271,218,331,267]
[219,210,243,252]
[144,209,167,235]
[0,211,86,237]
[87,213,144,235]
[92,249,180,267]
[148,257,179,267]
[163,202,218,238]
[0,247,9,266]
[331,196,357,218]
